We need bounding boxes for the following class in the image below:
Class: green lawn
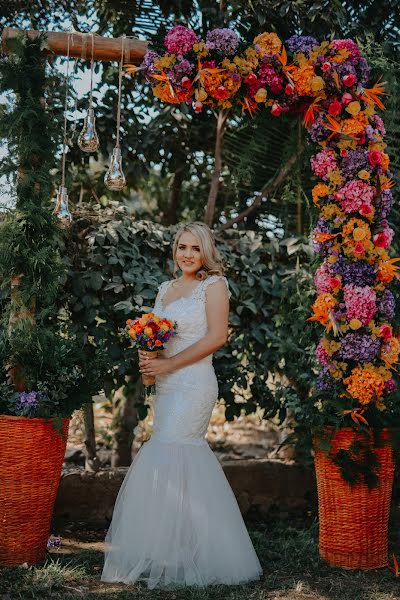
[1,519,399,600]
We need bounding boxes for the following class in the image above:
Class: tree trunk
[204,110,227,227]
[83,401,100,472]
[111,379,141,467]
[167,168,184,225]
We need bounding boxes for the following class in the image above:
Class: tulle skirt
[101,437,262,589]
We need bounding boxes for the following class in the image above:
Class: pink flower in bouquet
[330,39,362,61]
[164,25,199,55]
[338,180,374,214]
[258,62,285,94]
[316,340,330,366]
[343,284,377,326]
[311,149,338,179]
[368,150,383,167]
[342,73,357,87]
[328,99,342,116]
[373,226,394,249]
[314,263,332,294]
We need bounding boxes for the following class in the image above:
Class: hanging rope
[60,31,72,188]
[115,34,125,148]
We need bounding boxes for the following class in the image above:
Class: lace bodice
[154,275,230,363]
[151,275,230,446]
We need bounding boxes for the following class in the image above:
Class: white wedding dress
[101,275,262,589]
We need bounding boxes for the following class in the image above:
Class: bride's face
[175,231,203,276]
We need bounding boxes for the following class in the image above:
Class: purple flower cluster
[205,28,240,55]
[16,391,41,414]
[286,35,319,55]
[340,150,368,180]
[316,367,336,391]
[336,333,381,362]
[378,288,396,321]
[385,378,397,394]
[377,189,394,221]
[308,118,330,143]
[168,59,195,85]
[141,50,160,81]
[311,218,330,254]
[330,256,375,287]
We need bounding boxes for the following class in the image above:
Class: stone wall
[53,459,316,527]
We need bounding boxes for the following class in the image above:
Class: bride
[101,222,262,589]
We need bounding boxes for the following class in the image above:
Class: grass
[1,519,399,600]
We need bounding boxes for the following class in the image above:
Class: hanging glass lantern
[53,186,72,228]
[77,33,100,153]
[78,107,99,152]
[104,146,126,191]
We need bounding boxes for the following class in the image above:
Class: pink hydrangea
[164,25,199,55]
[338,180,375,214]
[258,62,285,94]
[311,149,338,180]
[373,115,386,136]
[314,263,332,295]
[330,39,362,60]
[316,340,330,366]
[343,284,377,326]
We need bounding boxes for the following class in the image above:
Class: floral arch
[131,27,398,425]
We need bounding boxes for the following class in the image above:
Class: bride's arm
[139,279,229,376]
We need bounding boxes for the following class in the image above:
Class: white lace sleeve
[155,280,170,306]
[199,275,231,301]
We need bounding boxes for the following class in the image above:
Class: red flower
[359,204,373,216]
[193,101,203,113]
[271,103,282,117]
[181,76,192,90]
[373,232,388,248]
[322,62,331,72]
[380,324,392,340]
[214,86,229,100]
[353,242,365,254]
[340,149,349,158]
[284,83,295,95]
[245,73,258,85]
[328,99,342,116]
[334,191,344,201]
[343,73,357,87]
[329,276,341,289]
[355,130,365,145]
[368,150,382,166]
[341,92,353,106]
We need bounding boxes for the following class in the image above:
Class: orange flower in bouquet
[126,312,177,386]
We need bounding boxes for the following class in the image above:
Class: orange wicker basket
[314,428,394,570]
[0,415,69,565]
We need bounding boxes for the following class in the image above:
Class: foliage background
[0,1,399,462]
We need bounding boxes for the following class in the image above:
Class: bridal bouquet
[126,313,177,386]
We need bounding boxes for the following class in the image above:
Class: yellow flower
[312,183,330,206]
[327,255,337,264]
[327,168,342,187]
[353,227,366,241]
[254,88,268,103]
[358,169,370,180]
[193,41,209,58]
[364,103,375,117]
[311,76,325,92]
[154,54,176,70]
[195,87,208,101]
[253,32,282,56]
[349,319,362,330]
[345,101,361,116]
[144,326,153,336]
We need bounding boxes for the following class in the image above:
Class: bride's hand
[139,351,174,376]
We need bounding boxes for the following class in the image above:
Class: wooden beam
[1,27,149,63]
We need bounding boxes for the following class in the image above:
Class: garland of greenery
[0,34,106,420]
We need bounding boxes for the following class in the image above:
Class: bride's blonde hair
[172,222,225,280]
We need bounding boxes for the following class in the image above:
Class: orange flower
[312,183,330,206]
[153,81,192,104]
[343,364,385,405]
[288,64,316,96]
[253,32,282,56]
[381,337,400,369]
[376,257,400,283]
[308,293,338,326]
